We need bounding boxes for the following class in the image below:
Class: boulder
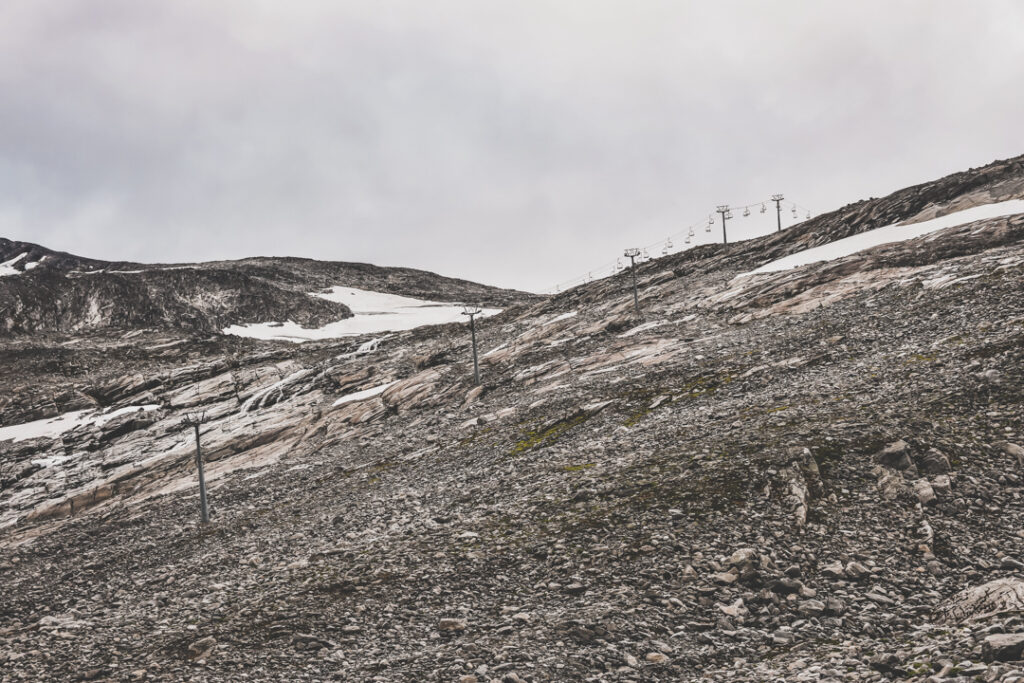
[982,633,1024,662]
[875,440,912,469]
[918,447,951,474]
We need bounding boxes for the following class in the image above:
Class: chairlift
[661,246,669,255]
[805,211,811,220]
[725,210,734,219]
[760,203,767,214]
[687,226,695,237]
[791,207,798,218]
[742,207,751,217]
[666,238,674,249]
[642,249,650,261]
[708,215,714,225]
[685,234,692,244]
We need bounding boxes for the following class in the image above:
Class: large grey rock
[982,633,1024,662]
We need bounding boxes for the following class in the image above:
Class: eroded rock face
[936,578,1024,624]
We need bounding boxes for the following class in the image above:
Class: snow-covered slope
[223,286,501,342]
[744,198,1024,276]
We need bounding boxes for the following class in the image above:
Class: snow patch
[0,405,160,444]
[332,381,398,407]
[224,286,500,342]
[742,199,1024,276]
[0,253,28,277]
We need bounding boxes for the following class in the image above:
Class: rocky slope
[1,154,1024,682]
[0,242,528,335]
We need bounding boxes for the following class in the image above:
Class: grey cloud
[1,0,1022,291]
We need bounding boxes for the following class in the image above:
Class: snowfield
[743,199,1024,276]
[0,405,160,444]
[223,286,501,342]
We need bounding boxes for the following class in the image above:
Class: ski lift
[791,207,798,218]
[687,226,695,237]
[725,210,734,219]
[760,203,767,214]
[685,234,692,244]
[661,246,669,255]
[642,248,650,261]
[805,211,811,220]
[742,207,751,217]
[615,258,623,271]
[666,238,674,250]
[708,215,714,226]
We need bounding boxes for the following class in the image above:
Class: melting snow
[0,405,160,444]
[223,286,500,342]
[332,381,398,407]
[743,199,1024,276]
[0,253,28,277]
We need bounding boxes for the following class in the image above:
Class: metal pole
[462,305,483,385]
[194,423,209,524]
[772,194,784,232]
[623,248,641,317]
[469,314,480,386]
[716,205,730,245]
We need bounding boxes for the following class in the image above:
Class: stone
[187,636,216,660]
[728,547,758,567]
[875,440,913,469]
[798,599,825,617]
[982,633,1024,663]
[645,652,670,664]
[931,474,952,495]
[997,441,1024,469]
[936,578,1024,623]
[821,560,845,579]
[918,447,951,474]
[913,478,936,505]
[844,561,870,580]
[438,618,467,632]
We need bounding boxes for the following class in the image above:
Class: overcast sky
[2,1,1022,292]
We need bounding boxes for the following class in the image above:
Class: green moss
[509,412,591,456]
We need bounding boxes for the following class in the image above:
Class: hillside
[1,154,1024,682]
[0,243,529,335]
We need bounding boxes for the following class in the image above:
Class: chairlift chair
[742,207,750,217]
[760,203,767,214]
[687,226,695,237]
[666,238,674,249]
[685,234,692,244]
[791,207,798,218]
